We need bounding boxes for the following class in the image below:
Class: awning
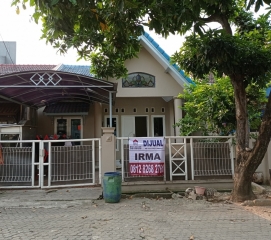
[0,70,117,108]
[43,102,90,116]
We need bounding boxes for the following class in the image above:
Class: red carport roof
[0,64,57,75]
[0,70,117,108]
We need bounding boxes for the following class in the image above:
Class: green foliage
[176,76,267,136]
[246,0,271,12]
[172,31,271,88]
[11,0,258,79]
[12,0,145,79]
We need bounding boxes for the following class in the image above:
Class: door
[121,116,135,137]
[55,117,82,145]
[151,115,165,136]
[121,116,148,137]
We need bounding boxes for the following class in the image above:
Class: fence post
[39,141,44,188]
[31,142,35,187]
[101,127,116,185]
[230,137,235,179]
[169,138,172,181]
[190,138,194,180]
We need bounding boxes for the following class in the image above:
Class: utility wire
[0,33,15,64]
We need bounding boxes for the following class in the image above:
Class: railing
[0,140,38,188]
[40,138,101,188]
[117,136,235,182]
[0,135,234,188]
[0,138,101,189]
[116,137,167,182]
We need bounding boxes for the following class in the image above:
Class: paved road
[0,187,270,240]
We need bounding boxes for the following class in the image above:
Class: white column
[174,97,182,137]
[101,127,116,183]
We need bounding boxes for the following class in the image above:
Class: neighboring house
[0,41,16,64]
[0,33,192,143]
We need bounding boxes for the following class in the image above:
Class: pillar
[101,127,116,182]
[174,97,182,137]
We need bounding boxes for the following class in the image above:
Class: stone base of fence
[121,179,233,194]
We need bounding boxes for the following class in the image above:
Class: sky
[0,1,185,65]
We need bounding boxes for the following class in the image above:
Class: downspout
[109,92,112,127]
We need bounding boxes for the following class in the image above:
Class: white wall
[109,47,183,98]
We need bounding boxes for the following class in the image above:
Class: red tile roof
[43,102,90,115]
[0,64,57,75]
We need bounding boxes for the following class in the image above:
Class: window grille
[122,72,155,88]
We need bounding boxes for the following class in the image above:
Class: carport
[0,70,117,126]
[0,69,117,188]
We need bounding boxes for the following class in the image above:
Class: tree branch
[249,92,271,170]
[199,13,232,35]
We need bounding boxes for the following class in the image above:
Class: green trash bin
[103,172,122,203]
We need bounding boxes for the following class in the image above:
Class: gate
[0,138,101,189]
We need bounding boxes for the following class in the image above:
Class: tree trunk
[230,76,249,150]
[231,161,255,202]
[229,76,252,200]
[230,75,271,201]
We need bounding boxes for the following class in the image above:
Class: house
[0,32,192,142]
[1,33,271,188]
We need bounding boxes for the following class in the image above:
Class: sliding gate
[0,138,101,189]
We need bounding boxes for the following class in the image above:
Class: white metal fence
[117,136,235,182]
[116,138,167,182]
[0,138,101,189]
[0,146,33,184]
[0,136,235,188]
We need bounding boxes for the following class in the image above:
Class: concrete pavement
[0,187,271,240]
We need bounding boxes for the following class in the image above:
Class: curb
[252,182,266,194]
[241,199,271,206]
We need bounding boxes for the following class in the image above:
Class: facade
[33,33,192,142]
[1,33,270,187]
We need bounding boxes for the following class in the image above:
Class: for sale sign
[129,137,165,176]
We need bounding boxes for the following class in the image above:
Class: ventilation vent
[151,107,155,113]
[104,108,108,113]
[121,108,125,113]
[133,108,137,113]
[115,108,119,113]
[161,107,165,113]
[145,108,149,113]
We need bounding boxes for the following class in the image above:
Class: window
[122,72,155,88]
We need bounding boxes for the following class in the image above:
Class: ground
[240,185,271,221]
[183,184,271,222]
[1,186,271,239]
[243,205,271,221]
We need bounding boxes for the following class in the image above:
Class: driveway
[0,187,270,240]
